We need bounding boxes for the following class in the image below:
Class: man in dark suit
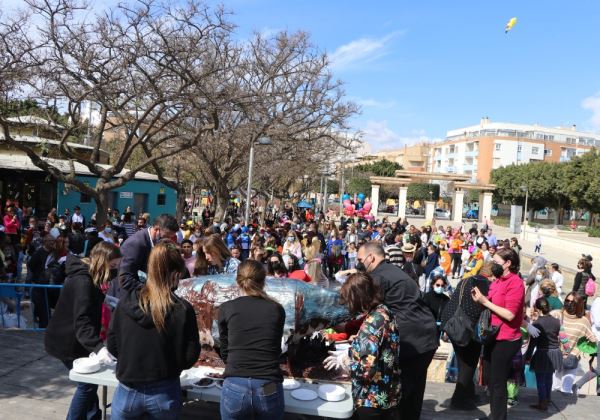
[356,242,439,420]
[118,214,178,292]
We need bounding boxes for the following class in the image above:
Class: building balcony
[463,164,474,171]
[464,149,479,157]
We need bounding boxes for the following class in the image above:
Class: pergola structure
[369,170,496,223]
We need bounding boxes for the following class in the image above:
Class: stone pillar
[480,192,493,224]
[424,200,435,221]
[370,184,380,218]
[397,185,408,221]
[453,189,464,223]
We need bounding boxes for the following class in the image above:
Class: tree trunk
[175,187,187,222]
[213,183,229,222]
[94,192,109,226]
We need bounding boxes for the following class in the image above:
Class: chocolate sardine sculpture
[176,275,352,348]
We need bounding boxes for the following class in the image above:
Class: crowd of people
[1,198,599,419]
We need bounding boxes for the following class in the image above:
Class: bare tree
[187,31,360,221]
[0,0,231,224]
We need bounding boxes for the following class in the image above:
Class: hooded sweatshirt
[107,288,200,386]
[45,255,105,363]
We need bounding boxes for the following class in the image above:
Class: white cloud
[361,120,441,153]
[582,92,600,129]
[329,31,403,71]
[353,97,396,109]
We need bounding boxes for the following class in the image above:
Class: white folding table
[69,367,354,419]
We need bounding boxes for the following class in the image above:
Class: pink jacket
[3,214,20,235]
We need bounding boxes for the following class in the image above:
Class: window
[532,147,539,155]
[544,149,552,156]
[517,145,522,152]
[157,194,166,206]
[495,143,501,151]
[80,193,91,203]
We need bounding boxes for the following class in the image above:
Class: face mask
[356,255,371,272]
[541,287,551,295]
[491,262,504,277]
[287,237,294,242]
[535,274,542,282]
[564,300,576,315]
[433,286,444,294]
[105,228,112,234]
[110,268,118,279]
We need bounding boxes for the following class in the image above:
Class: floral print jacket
[349,304,401,409]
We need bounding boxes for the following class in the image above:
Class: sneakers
[507,398,518,407]
[571,384,579,398]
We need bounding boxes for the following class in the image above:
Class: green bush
[584,227,600,237]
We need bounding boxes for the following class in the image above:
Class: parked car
[434,208,450,218]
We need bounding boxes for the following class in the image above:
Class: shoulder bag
[443,279,473,347]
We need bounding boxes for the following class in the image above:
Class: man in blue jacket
[118,214,178,293]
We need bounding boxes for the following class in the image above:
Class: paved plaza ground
[1,330,598,420]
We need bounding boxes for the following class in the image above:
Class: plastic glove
[526,322,540,338]
[323,351,349,372]
[91,347,117,366]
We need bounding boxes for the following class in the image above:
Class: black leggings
[483,339,521,420]
[451,253,462,276]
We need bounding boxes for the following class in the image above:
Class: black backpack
[443,279,474,347]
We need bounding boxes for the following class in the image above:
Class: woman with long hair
[552,292,597,395]
[203,233,240,275]
[192,238,209,276]
[107,242,200,419]
[282,230,302,261]
[218,260,286,420]
[323,272,401,419]
[45,242,122,420]
[304,236,328,288]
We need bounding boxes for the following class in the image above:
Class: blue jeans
[535,371,553,401]
[63,361,101,420]
[111,378,181,420]
[220,377,284,420]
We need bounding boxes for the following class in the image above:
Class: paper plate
[282,378,301,390]
[72,357,101,374]
[317,384,346,402]
[335,343,350,352]
[291,388,318,401]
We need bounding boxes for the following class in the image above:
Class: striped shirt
[560,313,597,357]
[384,245,404,268]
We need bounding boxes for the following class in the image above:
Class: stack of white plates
[317,384,346,402]
[282,378,301,390]
[72,357,101,374]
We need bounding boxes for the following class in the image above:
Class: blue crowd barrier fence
[0,283,63,331]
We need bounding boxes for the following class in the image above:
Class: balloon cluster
[342,193,373,220]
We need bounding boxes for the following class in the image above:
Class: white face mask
[433,286,444,294]
[535,274,542,282]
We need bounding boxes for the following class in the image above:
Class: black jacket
[107,288,200,386]
[441,275,490,327]
[118,228,153,292]
[44,255,105,363]
[369,261,439,359]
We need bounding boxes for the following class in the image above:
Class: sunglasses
[565,299,574,303]
[434,283,445,287]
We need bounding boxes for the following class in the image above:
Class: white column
[370,184,380,218]
[453,189,464,223]
[480,192,493,223]
[397,185,408,220]
[424,200,435,221]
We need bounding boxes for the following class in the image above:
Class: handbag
[443,280,474,347]
[475,308,500,345]
[562,354,579,370]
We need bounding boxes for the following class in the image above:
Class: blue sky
[211,0,600,151]
[6,0,600,152]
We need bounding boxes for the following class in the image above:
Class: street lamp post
[245,136,272,225]
[521,185,529,237]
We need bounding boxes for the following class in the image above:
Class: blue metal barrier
[0,283,63,331]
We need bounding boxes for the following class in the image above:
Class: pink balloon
[363,202,372,211]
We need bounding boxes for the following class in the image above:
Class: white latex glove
[323,351,349,372]
[526,322,540,338]
[91,347,117,366]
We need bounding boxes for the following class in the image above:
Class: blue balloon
[342,193,351,201]
[357,193,365,201]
